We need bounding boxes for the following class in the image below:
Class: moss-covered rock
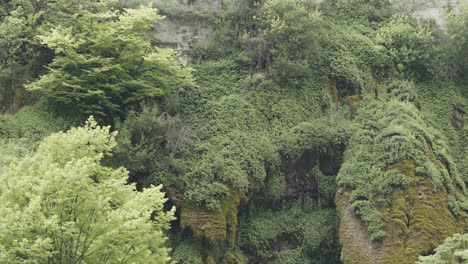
[338,89,467,238]
[205,255,216,264]
[337,81,467,263]
[380,160,465,263]
[417,233,468,263]
[180,188,245,247]
[221,252,244,264]
[338,160,468,264]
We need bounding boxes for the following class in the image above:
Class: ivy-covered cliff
[0,0,467,263]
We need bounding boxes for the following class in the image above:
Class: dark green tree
[26,1,193,121]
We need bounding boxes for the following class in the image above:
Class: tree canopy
[26,2,193,121]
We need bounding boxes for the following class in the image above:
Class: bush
[110,104,192,189]
[375,14,436,80]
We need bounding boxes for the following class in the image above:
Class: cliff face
[0,55,44,113]
[150,0,224,61]
[392,0,465,24]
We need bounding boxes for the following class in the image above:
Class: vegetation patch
[337,81,467,240]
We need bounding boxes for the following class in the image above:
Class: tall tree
[26,2,193,121]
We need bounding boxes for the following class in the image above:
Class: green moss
[338,157,467,263]
[180,188,245,246]
[380,160,464,264]
[337,83,467,240]
[205,255,216,264]
[221,252,244,264]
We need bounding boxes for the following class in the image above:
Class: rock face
[0,55,44,113]
[392,0,466,24]
[150,0,224,62]
[178,188,244,248]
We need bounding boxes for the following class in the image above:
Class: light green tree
[0,0,116,74]
[0,117,175,264]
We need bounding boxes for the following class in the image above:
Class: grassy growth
[238,200,340,264]
[415,83,468,183]
[337,81,467,240]
[417,233,468,264]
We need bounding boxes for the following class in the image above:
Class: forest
[0,0,467,263]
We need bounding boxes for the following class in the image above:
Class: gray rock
[150,0,224,62]
[392,0,467,24]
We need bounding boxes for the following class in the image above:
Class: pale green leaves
[37,116,116,165]
[37,27,85,55]
[0,117,174,263]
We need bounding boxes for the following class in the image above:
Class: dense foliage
[0,0,467,263]
[238,200,340,264]
[445,5,468,81]
[338,81,467,240]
